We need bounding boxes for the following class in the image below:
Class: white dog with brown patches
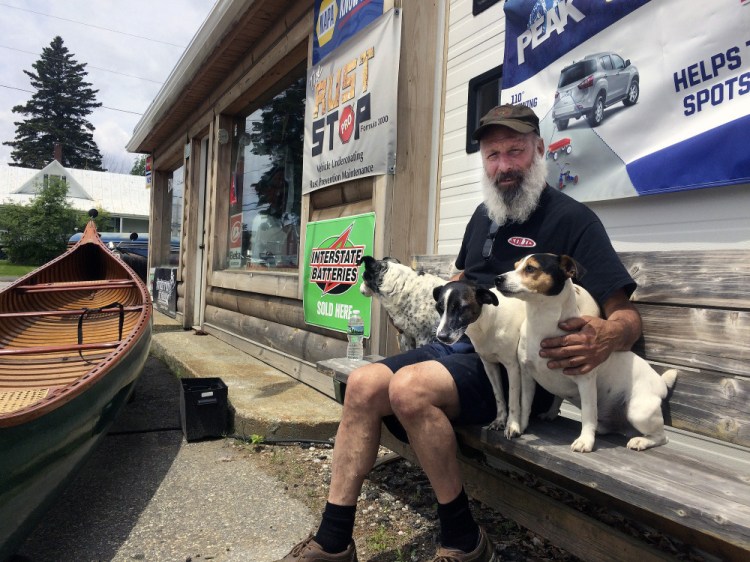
[495,253,677,452]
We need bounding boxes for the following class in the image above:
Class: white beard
[481,151,548,226]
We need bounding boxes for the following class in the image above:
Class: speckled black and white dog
[358,256,447,350]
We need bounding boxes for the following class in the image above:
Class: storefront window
[226,77,304,272]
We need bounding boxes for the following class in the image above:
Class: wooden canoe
[0,216,152,559]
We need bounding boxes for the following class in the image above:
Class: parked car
[553,52,639,130]
[67,232,179,281]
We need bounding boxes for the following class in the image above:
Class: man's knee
[344,363,391,409]
[389,365,431,420]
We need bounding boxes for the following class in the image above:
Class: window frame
[466,64,503,154]
[472,0,502,16]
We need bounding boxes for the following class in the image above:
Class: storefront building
[127,0,445,386]
[127,0,749,387]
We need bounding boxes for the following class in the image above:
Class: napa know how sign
[303,213,375,336]
[312,0,385,65]
[501,0,750,202]
[302,8,400,194]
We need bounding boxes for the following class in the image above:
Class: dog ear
[358,255,375,267]
[559,255,586,280]
[477,287,499,307]
[432,285,444,302]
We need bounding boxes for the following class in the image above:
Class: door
[192,136,210,329]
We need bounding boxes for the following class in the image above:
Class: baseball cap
[472,104,540,140]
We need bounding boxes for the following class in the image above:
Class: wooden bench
[318,250,750,562]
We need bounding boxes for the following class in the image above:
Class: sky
[0,0,216,173]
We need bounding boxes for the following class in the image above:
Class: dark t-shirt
[455,186,635,307]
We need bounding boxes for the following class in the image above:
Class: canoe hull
[0,322,151,559]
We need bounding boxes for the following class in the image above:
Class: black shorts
[378,340,554,443]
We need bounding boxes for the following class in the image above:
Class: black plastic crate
[179,377,228,442]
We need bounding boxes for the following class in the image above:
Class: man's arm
[539,288,642,375]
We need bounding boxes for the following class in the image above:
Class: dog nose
[494,274,506,289]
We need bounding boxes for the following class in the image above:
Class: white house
[0,160,150,232]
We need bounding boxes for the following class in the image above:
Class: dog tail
[661,368,678,389]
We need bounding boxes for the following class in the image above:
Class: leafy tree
[130,154,147,176]
[0,176,79,265]
[3,36,104,171]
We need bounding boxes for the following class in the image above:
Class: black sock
[437,488,480,552]
[315,502,357,554]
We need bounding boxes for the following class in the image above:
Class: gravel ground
[239,439,711,562]
[240,440,576,561]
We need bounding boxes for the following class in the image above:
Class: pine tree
[130,154,147,175]
[3,36,104,170]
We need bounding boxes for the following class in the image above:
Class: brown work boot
[429,527,497,562]
[275,534,358,561]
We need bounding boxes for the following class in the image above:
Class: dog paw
[486,417,506,431]
[504,422,522,439]
[570,436,594,453]
[627,436,654,451]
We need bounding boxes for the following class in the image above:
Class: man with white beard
[277,105,640,562]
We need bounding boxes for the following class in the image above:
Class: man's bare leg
[275,362,397,559]
[389,361,484,554]
[328,362,395,504]
[388,360,462,501]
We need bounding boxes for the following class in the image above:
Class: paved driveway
[14,357,316,562]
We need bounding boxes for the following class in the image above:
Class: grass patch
[366,525,396,553]
[0,261,36,277]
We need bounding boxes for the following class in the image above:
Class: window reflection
[227,76,304,271]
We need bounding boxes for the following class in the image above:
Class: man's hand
[539,316,620,375]
[539,289,642,376]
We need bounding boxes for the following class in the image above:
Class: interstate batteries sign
[302,9,400,194]
[501,0,750,201]
[313,0,384,65]
[303,213,375,336]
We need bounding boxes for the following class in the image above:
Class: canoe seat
[0,305,143,320]
[0,342,121,357]
[0,388,49,414]
[15,279,136,293]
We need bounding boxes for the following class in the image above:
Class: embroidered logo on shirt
[508,236,536,248]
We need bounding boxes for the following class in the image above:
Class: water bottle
[346,309,365,361]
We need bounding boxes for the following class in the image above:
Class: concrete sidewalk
[150,311,342,442]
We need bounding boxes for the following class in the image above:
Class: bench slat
[656,366,750,447]
[621,250,750,309]
[636,304,750,376]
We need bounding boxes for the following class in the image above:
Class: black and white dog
[495,253,677,452]
[432,280,526,432]
[358,256,447,350]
